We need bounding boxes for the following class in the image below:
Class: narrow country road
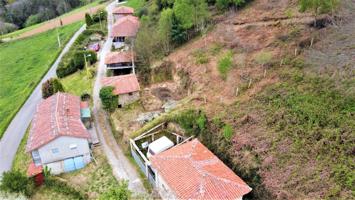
[0,25,86,175]
[92,1,146,194]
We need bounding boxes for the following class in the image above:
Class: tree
[158,8,174,54]
[0,170,35,197]
[173,0,209,31]
[99,86,118,112]
[42,78,64,99]
[99,182,131,200]
[85,13,93,26]
[171,13,188,45]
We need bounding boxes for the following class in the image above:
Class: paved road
[0,25,86,175]
[92,1,146,194]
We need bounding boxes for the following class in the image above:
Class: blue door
[64,158,75,172]
[74,156,85,169]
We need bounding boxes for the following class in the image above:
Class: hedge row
[56,29,104,78]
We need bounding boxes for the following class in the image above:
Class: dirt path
[92,1,146,194]
[231,15,318,29]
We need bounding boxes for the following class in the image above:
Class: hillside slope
[156,0,354,199]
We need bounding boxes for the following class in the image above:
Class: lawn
[61,69,95,97]
[123,0,147,10]
[0,21,83,139]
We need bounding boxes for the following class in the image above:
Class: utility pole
[56,23,61,48]
[84,53,91,78]
[131,39,135,74]
[99,11,103,30]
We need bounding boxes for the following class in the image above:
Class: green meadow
[0,22,83,138]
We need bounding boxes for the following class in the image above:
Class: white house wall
[38,136,91,165]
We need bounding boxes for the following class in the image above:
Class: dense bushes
[44,177,86,200]
[42,78,64,99]
[56,10,105,78]
[99,86,118,112]
[56,50,97,78]
[0,170,35,197]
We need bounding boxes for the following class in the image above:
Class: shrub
[99,86,118,112]
[0,170,35,197]
[218,50,234,80]
[193,49,209,64]
[222,124,233,140]
[254,51,273,67]
[171,110,207,136]
[92,9,108,23]
[85,13,94,26]
[42,78,64,99]
[99,181,131,200]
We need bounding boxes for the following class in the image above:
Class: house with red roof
[111,15,140,48]
[101,74,140,107]
[112,6,134,21]
[26,93,92,175]
[150,139,252,200]
[105,51,135,75]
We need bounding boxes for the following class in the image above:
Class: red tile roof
[26,93,90,152]
[101,74,140,95]
[111,16,140,37]
[112,6,134,15]
[27,162,43,177]
[105,51,134,65]
[150,139,252,200]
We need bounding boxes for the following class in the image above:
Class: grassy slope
[0,0,104,39]
[0,22,83,138]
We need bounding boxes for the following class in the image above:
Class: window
[128,92,133,96]
[32,150,41,166]
[69,144,78,150]
[51,148,59,154]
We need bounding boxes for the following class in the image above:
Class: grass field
[0,0,105,39]
[0,22,83,139]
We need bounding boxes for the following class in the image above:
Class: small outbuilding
[27,162,44,186]
[102,74,140,107]
[112,6,134,21]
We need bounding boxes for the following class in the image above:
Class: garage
[64,156,85,172]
